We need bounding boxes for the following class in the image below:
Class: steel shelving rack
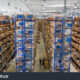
[63,17,73,72]
[54,16,73,72]
[54,17,64,72]
[25,15,33,72]
[15,15,25,72]
[71,17,80,71]
[15,15,34,72]
[0,18,15,71]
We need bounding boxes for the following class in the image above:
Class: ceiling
[0,0,80,18]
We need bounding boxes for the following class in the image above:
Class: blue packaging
[57,39,62,43]
[64,52,68,55]
[56,30,61,33]
[28,30,33,34]
[17,15,23,18]
[27,15,33,19]
[18,40,23,42]
[67,23,72,27]
[18,31,22,34]
[66,37,71,42]
[0,47,2,52]
[56,45,61,48]
[19,22,25,26]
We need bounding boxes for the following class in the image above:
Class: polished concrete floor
[70,64,77,72]
[4,58,16,72]
[33,33,49,72]
[5,32,77,72]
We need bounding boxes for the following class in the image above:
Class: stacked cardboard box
[43,17,73,72]
[16,15,37,72]
[41,19,55,71]
[71,17,80,72]
[0,15,15,71]
[35,21,40,44]
[33,21,38,62]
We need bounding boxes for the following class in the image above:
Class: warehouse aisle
[4,33,77,72]
[4,58,16,72]
[70,64,78,72]
[33,32,49,72]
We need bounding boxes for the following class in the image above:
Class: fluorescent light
[43,4,73,8]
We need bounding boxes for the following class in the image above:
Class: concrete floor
[5,32,77,72]
[4,58,16,72]
[70,63,78,72]
[33,32,49,72]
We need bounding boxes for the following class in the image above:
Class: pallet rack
[36,21,41,44]
[71,17,80,72]
[15,15,36,72]
[54,17,64,72]
[25,15,34,72]
[15,15,25,72]
[0,16,15,71]
[54,16,73,72]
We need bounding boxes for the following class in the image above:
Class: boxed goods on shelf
[71,52,80,72]
[44,17,75,72]
[15,14,37,72]
[53,17,73,72]
[0,16,15,71]
[71,17,80,72]
[41,19,55,71]
[33,21,38,60]
[36,21,41,44]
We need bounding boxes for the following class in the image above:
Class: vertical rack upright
[63,17,73,72]
[25,15,33,72]
[54,16,64,72]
